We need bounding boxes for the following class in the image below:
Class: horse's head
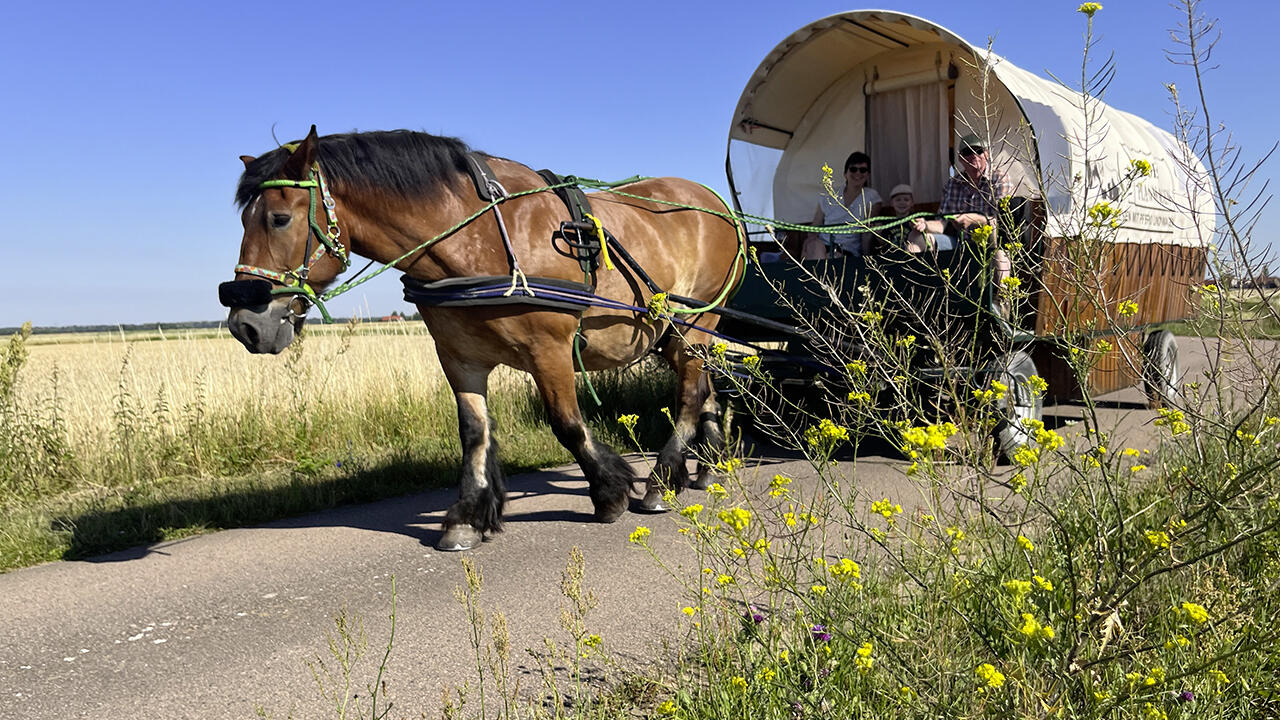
[220,126,349,354]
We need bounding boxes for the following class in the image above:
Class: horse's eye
[270,213,292,229]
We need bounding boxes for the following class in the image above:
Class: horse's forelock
[235,147,292,208]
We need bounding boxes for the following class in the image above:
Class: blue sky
[1,0,1274,327]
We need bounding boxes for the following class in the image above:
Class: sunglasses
[846,165,870,173]
[960,147,986,159]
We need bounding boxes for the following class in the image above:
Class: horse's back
[589,176,743,296]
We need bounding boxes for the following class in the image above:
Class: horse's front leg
[640,340,712,511]
[529,350,632,523]
[437,357,505,551]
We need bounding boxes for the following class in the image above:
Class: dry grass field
[0,321,673,568]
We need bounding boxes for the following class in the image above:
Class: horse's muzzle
[218,278,274,308]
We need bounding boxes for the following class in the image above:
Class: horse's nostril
[242,323,260,347]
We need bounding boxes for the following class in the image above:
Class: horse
[219,127,745,550]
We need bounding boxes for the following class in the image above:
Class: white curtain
[868,82,949,204]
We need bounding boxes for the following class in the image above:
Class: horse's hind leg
[641,339,713,512]
[691,386,727,490]
[438,358,506,551]
[529,352,631,523]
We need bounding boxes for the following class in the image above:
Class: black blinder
[218,279,275,308]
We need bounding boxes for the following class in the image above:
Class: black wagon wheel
[992,350,1044,464]
[1142,329,1180,409]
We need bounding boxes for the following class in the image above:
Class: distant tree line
[2,312,421,336]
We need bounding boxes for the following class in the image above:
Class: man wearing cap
[911,133,1012,275]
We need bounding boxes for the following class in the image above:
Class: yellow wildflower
[707,483,727,499]
[1180,601,1209,624]
[1003,579,1032,598]
[628,526,651,544]
[729,676,747,693]
[973,380,1009,403]
[830,557,862,581]
[1019,613,1055,640]
[871,498,904,520]
[805,418,850,447]
[679,503,703,518]
[1078,2,1102,17]
[646,292,669,319]
[1144,529,1170,549]
[855,641,874,672]
[1154,408,1191,435]
[975,663,1005,689]
[657,699,678,716]
[1088,200,1121,227]
[1028,375,1048,395]
[718,507,751,532]
[617,414,639,432]
[1017,535,1035,552]
[1014,446,1040,467]
[1117,299,1139,317]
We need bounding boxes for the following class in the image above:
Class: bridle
[218,157,349,322]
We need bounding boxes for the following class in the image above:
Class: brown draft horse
[221,127,745,550]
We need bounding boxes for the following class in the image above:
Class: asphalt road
[0,338,1212,719]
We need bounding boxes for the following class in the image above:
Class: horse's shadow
[62,459,604,564]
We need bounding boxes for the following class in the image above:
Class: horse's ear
[239,155,256,168]
[280,126,319,180]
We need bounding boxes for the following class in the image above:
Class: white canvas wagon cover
[726,9,1214,247]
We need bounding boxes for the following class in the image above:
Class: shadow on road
[59,457,607,564]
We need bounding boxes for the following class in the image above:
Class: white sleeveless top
[818,187,881,256]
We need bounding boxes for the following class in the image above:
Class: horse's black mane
[235,130,476,208]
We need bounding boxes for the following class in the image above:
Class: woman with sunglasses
[803,151,882,259]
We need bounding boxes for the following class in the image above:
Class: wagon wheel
[992,350,1043,465]
[1142,330,1180,409]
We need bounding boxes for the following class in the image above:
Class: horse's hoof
[436,524,483,552]
[690,471,712,491]
[636,488,671,513]
[594,497,629,524]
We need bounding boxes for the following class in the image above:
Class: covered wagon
[716,9,1213,453]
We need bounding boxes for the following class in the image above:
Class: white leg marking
[458,391,489,491]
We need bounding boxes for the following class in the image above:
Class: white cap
[889,184,913,198]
